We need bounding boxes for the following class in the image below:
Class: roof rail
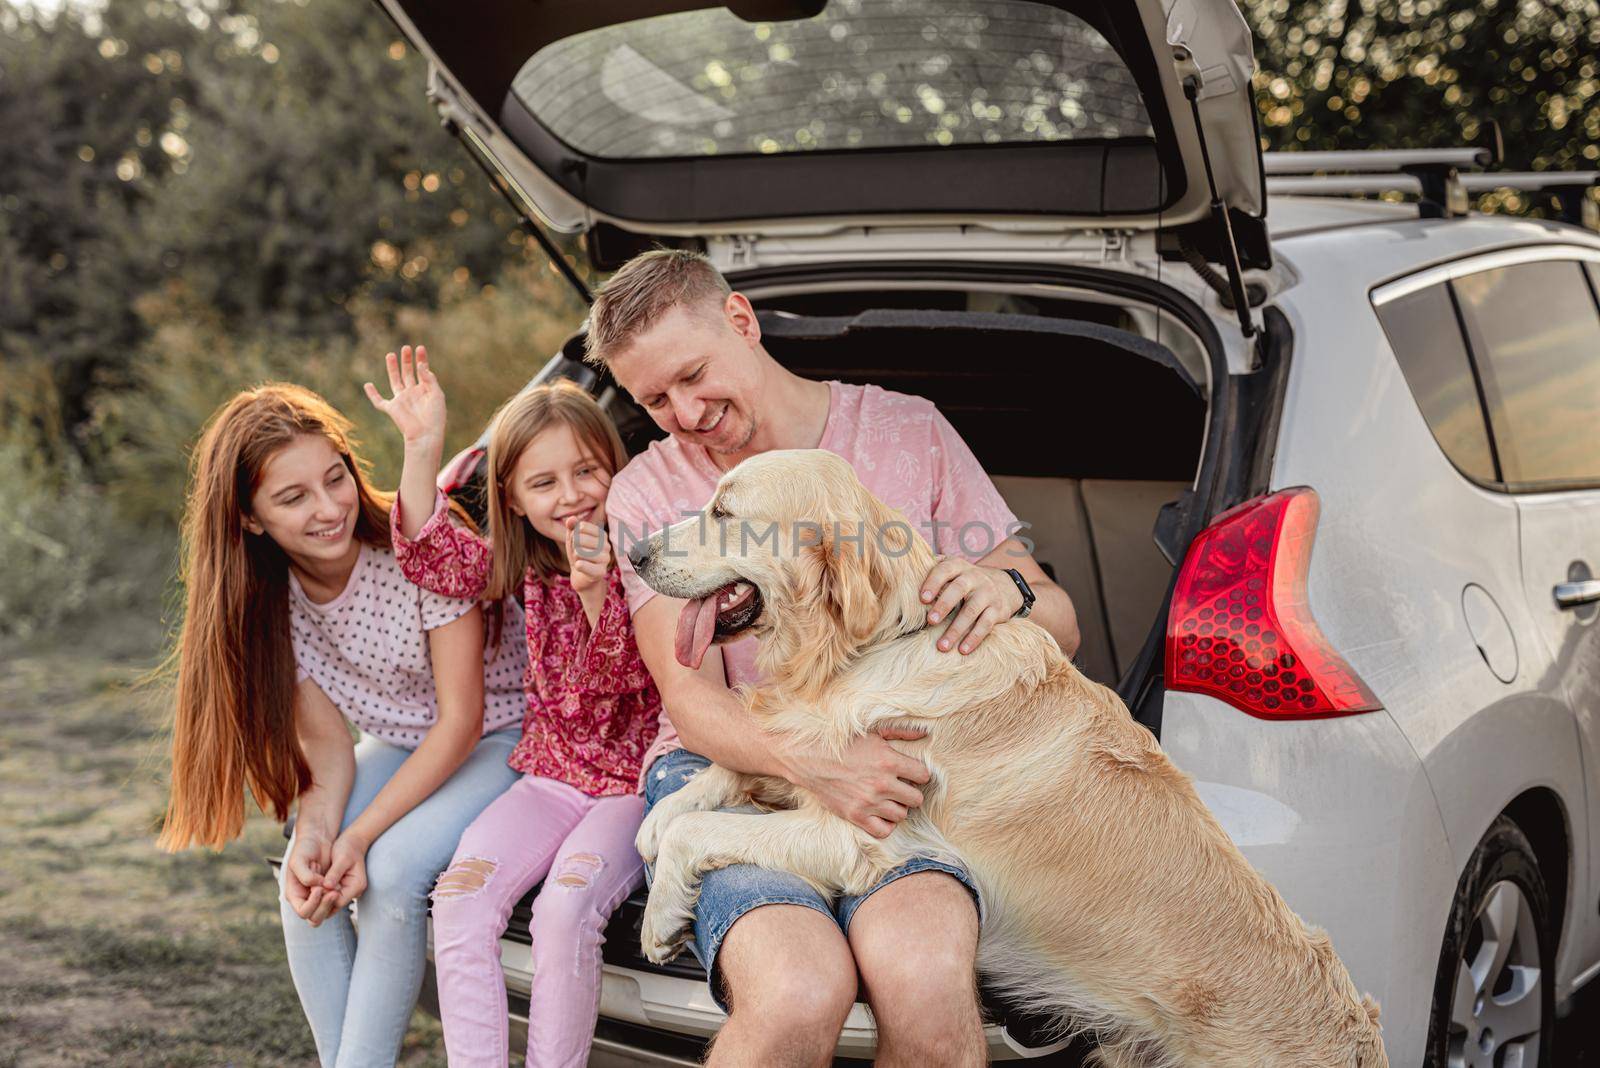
[1456,171,1600,190]
[1262,148,1493,175]
[1262,147,1495,217]
[1267,175,1422,197]
[1266,161,1600,230]
[1458,172,1600,229]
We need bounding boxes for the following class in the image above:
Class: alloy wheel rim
[1447,879,1543,1068]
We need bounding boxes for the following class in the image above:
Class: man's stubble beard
[707,407,758,457]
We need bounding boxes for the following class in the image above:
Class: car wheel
[1424,815,1555,1068]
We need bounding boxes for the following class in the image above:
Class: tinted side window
[1453,260,1600,487]
[1374,282,1497,483]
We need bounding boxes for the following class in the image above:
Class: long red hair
[158,383,393,851]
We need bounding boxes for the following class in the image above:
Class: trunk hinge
[1099,230,1130,263]
[724,235,757,271]
[1177,57,1257,340]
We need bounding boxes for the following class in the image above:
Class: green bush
[102,264,582,531]
[0,360,170,639]
[0,437,96,637]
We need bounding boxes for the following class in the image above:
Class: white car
[372,0,1600,1063]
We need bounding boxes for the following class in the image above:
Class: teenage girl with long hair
[159,383,526,1067]
[365,346,660,1068]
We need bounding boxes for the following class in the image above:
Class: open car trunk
[418,267,1279,1060]
[375,0,1266,258]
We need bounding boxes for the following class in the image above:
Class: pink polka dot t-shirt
[289,541,526,749]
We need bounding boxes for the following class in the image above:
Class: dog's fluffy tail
[977,935,1387,1068]
[976,932,1156,1062]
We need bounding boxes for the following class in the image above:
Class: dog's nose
[627,540,652,572]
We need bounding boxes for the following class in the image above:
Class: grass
[0,618,448,1067]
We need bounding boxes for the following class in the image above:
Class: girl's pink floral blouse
[392,492,660,797]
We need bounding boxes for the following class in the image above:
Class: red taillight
[1166,487,1381,719]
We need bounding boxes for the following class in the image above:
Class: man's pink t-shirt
[605,381,1020,782]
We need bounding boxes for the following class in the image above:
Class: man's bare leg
[850,871,985,1068]
[707,904,858,1068]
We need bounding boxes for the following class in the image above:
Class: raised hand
[364,344,446,449]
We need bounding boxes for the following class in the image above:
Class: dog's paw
[635,810,667,865]
[639,896,692,964]
[640,923,690,965]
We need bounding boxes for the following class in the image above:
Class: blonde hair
[485,379,629,595]
[160,384,394,851]
[583,248,732,367]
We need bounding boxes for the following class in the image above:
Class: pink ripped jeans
[430,774,645,1068]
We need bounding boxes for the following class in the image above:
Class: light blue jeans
[278,729,520,1068]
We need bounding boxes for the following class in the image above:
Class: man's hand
[920,557,1024,655]
[779,729,929,839]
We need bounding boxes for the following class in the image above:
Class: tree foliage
[0,0,571,461]
[1244,0,1600,175]
[131,0,525,338]
[0,1,204,435]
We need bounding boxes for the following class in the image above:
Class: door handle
[1553,579,1600,609]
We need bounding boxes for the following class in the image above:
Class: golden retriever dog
[631,449,1387,1068]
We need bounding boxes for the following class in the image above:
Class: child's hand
[308,829,370,925]
[282,833,332,922]
[565,518,612,596]
[364,344,446,450]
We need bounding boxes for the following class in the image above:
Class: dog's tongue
[675,595,720,669]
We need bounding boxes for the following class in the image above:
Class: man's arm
[920,537,1080,658]
[631,594,929,839]
[630,595,751,766]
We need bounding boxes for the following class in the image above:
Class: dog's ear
[821,491,930,644]
[822,523,880,643]
[820,492,908,642]
[756,487,930,700]
[755,524,858,701]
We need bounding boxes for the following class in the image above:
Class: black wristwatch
[1003,568,1035,619]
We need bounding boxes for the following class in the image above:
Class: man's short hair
[583,248,733,367]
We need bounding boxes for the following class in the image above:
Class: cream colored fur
[633,450,1388,1068]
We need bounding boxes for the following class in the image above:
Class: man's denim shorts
[642,747,980,1010]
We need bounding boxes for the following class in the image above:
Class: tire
[1424,815,1556,1068]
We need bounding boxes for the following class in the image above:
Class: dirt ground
[0,622,446,1068]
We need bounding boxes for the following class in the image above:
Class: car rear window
[1374,282,1499,484]
[510,0,1153,160]
[1453,259,1600,488]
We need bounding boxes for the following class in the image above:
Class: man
[594,250,1081,1068]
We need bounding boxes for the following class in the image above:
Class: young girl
[365,346,661,1068]
[159,383,528,1068]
